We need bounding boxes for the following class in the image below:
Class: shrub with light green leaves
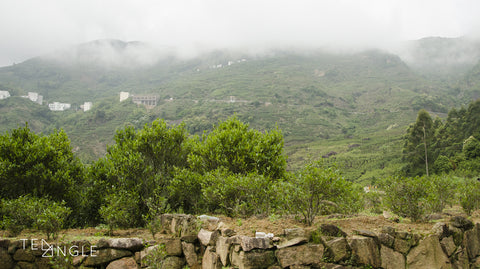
[382,176,427,222]
[279,162,361,226]
[99,190,141,235]
[35,200,72,240]
[459,177,480,215]
[1,195,71,238]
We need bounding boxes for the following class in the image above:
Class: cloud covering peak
[1,0,479,66]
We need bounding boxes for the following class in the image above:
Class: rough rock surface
[326,237,350,263]
[348,236,381,268]
[380,245,405,269]
[105,257,139,269]
[407,235,451,269]
[276,244,324,268]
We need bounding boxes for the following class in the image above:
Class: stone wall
[2,214,480,268]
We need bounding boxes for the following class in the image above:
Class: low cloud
[1,0,480,66]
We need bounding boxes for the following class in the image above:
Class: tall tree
[403,109,435,176]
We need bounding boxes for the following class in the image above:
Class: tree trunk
[423,125,429,176]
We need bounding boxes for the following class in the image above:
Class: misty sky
[1,0,479,67]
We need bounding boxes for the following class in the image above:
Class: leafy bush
[433,155,453,174]
[424,175,456,213]
[167,168,204,213]
[456,158,480,177]
[35,200,72,240]
[459,178,480,215]
[188,116,286,179]
[99,190,141,235]
[142,193,170,240]
[382,176,427,222]
[1,196,39,236]
[1,195,71,238]
[280,162,361,226]
[201,168,276,217]
[141,244,167,269]
[463,136,480,160]
[363,190,384,214]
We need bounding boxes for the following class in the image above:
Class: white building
[27,92,43,105]
[81,102,92,112]
[120,92,130,102]
[0,91,10,100]
[48,102,71,111]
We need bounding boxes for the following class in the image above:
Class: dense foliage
[1,108,480,234]
[0,195,71,239]
[403,100,480,176]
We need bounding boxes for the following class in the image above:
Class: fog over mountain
[1,0,480,67]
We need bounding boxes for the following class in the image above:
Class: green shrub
[143,194,170,240]
[382,176,427,222]
[201,168,276,217]
[1,195,71,238]
[459,178,480,215]
[424,175,456,213]
[35,200,72,240]
[1,196,38,236]
[279,162,361,226]
[141,244,167,269]
[363,190,384,214]
[99,190,141,235]
[167,168,204,213]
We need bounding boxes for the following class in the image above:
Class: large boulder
[326,237,350,263]
[378,233,394,248]
[106,257,139,269]
[393,238,412,255]
[284,228,305,239]
[450,216,474,231]
[202,246,222,269]
[239,236,271,252]
[448,225,464,246]
[407,235,451,269]
[182,241,199,268]
[216,236,231,266]
[162,238,182,256]
[276,244,324,268]
[318,224,347,237]
[440,236,456,257]
[13,249,36,262]
[171,214,198,237]
[231,250,276,269]
[452,247,469,269]
[380,245,405,269]
[97,238,143,252]
[198,229,214,246]
[83,248,132,267]
[163,256,186,269]
[348,236,381,268]
[432,222,450,239]
[276,237,307,249]
[463,223,480,259]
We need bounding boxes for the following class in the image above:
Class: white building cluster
[25,92,43,105]
[0,91,10,99]
[48,102,71,111]
[81,102,92,112]
[0,90,93,112]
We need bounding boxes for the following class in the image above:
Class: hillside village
[0,90,92,112]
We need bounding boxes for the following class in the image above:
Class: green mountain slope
[0,39,479,182]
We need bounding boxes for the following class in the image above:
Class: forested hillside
[0,38,479,182]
